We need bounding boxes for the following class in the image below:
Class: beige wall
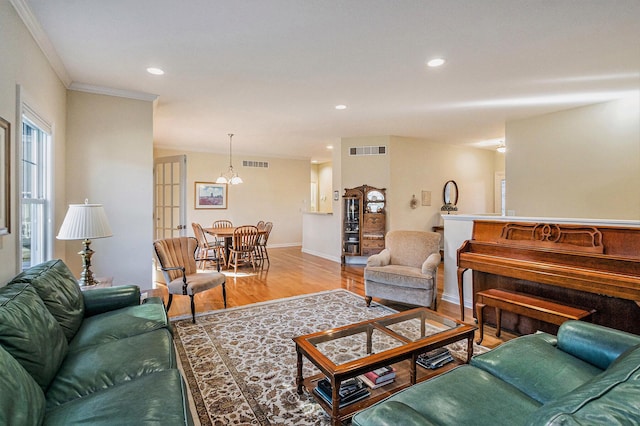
[389,136,497,231]
[154,148,309,246]
[340,135,497,233]
[318,162,333,213]
[0,0,67,284]
[66,91,154,288]
[506,96,640,219]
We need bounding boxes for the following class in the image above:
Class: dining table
[204,227,267,265]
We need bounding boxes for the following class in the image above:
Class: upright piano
[457,220,640,335]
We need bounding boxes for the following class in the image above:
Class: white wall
[154,148,309,247]
[506,96,640,219]
[66,90,154,288]
[0,0,67,284]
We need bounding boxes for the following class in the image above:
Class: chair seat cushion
[46,329,176,408]
[68,303,169,352]
[365,265,433,289]
[168,271,225,296]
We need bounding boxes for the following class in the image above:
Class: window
[21,113,52,269]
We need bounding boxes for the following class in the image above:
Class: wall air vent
[242,160,269,168]
[349,146,387,156]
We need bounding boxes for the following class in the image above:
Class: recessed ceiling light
[146,67,165,75]
[335,105,347,110]
[326,145,333,150]
[427,58,445,68]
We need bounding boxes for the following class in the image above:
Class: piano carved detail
[499,223,604,254]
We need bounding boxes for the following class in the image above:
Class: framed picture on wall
[195,182,227,209]
[0,116,10,235]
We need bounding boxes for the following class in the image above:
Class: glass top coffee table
[293,307,476,425]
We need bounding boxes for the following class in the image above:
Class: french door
[153,155,187,239]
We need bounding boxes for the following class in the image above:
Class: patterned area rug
[172,290,486,425]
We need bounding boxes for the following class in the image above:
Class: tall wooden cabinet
[341,185,386,265]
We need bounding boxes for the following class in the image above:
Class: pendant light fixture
[216,133,243,185]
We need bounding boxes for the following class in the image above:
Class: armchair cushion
[10,259,84,341]
[365,265,434,289]
[167,271,226,296]
[387,231,440,268]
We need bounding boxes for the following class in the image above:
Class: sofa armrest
[367,249,391,267]
[557,320,640,370]
[82,285,141,317]
[421,252,441,274]
[352,401,435,426]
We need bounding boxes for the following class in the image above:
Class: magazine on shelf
[363,366,396,384]
[358,373,395,389]
[314,378,370,408]
[417,347,454,370]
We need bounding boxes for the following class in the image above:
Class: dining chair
[255,221,273,268]
[256,220,265,230]
[228,225,260,274]
[153,236,226,323]
[192,222,225,269]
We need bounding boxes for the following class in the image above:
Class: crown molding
[69,82,158,102]
[10,0,72,87]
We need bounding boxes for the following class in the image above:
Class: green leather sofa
[0,259,194,426]
[353,320,640,425]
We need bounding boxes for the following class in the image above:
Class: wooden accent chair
[255,221,273,268]
[363,230,441,310]
[227,225,260,274]
[154,236,226,323]
[191,222,224,269]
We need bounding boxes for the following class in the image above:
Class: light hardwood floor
[149,246,514,349]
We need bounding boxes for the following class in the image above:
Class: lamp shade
[57,202,113,240]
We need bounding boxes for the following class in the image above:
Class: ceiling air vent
[349,146,387,156]
[242,160,269,168]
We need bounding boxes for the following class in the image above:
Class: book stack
[358,366,396,389]
[417,347,454,370]
[313,377,370,408]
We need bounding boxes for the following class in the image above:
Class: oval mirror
[443,180,458,206]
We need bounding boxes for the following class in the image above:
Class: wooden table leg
[466,333,474,363]
[457,268,467,321]
[331,378,341,426]
[295,348,304,394]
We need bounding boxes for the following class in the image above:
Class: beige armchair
[364,230,441,310]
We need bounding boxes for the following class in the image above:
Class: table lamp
[57,199,112,287]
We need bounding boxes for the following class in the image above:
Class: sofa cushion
[526,344,640,426]
[43,370,192,426]
[10,259,84,342]
[0,345,46,426]
[46,328,176,408]
[68,302,169,352]
[471,333,601,404]
[0,283,68,392]
[353,365,540,426]
[364,265,433,289]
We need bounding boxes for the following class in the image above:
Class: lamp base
[78,239,100,287]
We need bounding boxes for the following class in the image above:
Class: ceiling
[21,0,640,161]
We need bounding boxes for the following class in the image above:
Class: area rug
[172,290,487,425]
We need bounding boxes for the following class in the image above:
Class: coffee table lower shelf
[303,358,461,423]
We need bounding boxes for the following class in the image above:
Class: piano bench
[475,288,595,344]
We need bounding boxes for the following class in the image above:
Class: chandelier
[216,133,243,185]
